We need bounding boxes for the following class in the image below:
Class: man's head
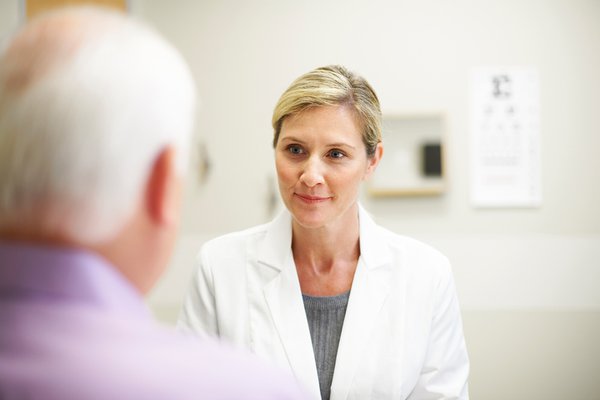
[0,7,196,292]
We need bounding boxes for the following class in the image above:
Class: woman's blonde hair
[272,65,381,157]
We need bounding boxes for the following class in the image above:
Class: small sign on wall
[469,67,542,208]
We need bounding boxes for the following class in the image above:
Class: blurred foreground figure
[0,7,307,400]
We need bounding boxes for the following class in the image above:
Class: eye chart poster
[470,67,542,207]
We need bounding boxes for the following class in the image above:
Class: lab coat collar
[257,208,292,271]
[262,253,321,398]
[256,203,393,400]
[357,203,392,270]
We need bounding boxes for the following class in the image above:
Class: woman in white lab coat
[178,65,469,400]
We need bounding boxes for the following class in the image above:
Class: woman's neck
[292,204,361,295]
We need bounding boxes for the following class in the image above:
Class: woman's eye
[329,149,345,159]
[287,145,304,155]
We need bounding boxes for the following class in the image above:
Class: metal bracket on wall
[266,174,279,218]
[197,141,211,185]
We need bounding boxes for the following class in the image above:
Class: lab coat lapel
[257,211,321,399]
[330,205,392,400]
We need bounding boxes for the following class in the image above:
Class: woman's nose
[299,157,325,187]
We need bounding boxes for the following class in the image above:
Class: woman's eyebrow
[280,136,356,150]
[328,142,356,150]
[279,136,306,144]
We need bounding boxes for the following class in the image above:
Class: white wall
[0,0,20,36]
[134,0,600,237]
[2,1,599,399]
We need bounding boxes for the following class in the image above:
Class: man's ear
[363,142,383,180]
[145,146,180,226]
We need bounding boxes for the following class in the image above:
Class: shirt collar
[0,241,151,319]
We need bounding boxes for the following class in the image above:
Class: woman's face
[275,105,382,230]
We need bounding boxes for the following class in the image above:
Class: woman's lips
[294,193,332,203]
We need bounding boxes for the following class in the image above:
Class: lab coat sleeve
[407,260,470,400]
[177,245,220,337]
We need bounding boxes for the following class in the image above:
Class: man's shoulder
[0,303,307,399]
[109,324,309,399]
[116,325,308,399]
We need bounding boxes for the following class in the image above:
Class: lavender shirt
[0,241,308,400]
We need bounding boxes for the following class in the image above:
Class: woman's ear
[145,146,180,227]
[363,142,383,180]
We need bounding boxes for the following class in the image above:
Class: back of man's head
[0,7,196,245]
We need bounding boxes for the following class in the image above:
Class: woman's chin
[290,210,330,230]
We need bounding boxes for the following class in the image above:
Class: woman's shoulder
[360,205,448,266]
[372,224,452,276]
[382,226,446,256]
[191,223,272,279]
[200,222,271,255]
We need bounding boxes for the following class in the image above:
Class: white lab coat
[178,205,469,400]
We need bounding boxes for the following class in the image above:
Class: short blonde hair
[272,65,381,156]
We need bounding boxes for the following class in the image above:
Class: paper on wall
[470,67,542,207]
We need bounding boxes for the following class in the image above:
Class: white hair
[0,7,196,243]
